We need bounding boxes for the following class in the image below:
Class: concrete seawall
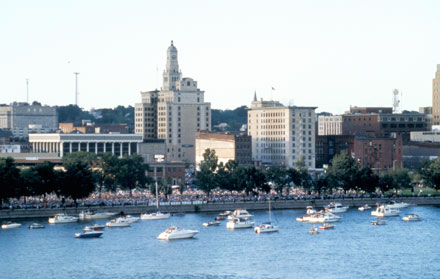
[1,197,439,220]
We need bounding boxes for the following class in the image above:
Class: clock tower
[162,40,182,91]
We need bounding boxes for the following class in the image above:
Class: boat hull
[226,221,255,229]
[75,232,103,238]
[157,231,198,240]
[2,223,21,229]
[141,213,170,220]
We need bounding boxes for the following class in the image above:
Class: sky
[1,0,439,114]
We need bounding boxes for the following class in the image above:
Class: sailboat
[254,198,279,233]
[141,180,170,220]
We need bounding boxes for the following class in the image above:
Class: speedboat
[385,200,410,209]
[75,228,103,238]
[215,215,225,221]
[48,213,78,224]
[78,210,117,220]
[402,214,421,222]
[318,212,342,223]
[371,219,386,225]
[118,215,140,223]
[325,202,349,213]
[140,211,170,220]
[309,227,318,235]
[28,223,45,229]
[371,205,399,217]
[84,224,105,231]
[358,204,371,211]
[1,222,22,229]
[203,220,221,227]
[218,211,232,217]
[105,218,131,228]
[227,209,253,220]
[157,226,198,240]
[319,223,335,230]
[226,217,255,229]
[254,223,279,233]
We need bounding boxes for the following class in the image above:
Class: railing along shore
[1,196,439,220]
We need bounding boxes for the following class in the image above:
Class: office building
[432,65,440,125]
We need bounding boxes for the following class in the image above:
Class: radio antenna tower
[26,78,29,103]
[392,89,400,113]
[74,72,79,106]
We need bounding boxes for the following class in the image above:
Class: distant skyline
[1,0,439,114]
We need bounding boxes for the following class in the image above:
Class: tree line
[0,152,152,204]
[196,149,440,196]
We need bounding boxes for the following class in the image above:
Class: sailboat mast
[269,198,272,223]
[155,180,159,209]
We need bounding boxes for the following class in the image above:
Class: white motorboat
[28,223,45,229]
[48,213,78,224]
[254,223,279,233]
[371,219,386,225]
[157,226,199,240]
[371,205,400,217]
[75,228,103,238]
[105,218,131,228]
[306,206,317,215]
[358,204,371,211]
[118,215,140,223]
[84,224,105,231]
[385,200,410,209]
[227,209,253,220]
[203,220,221,227]
[226,217,255,229]
[78,210,117,220]
[325,202,349,213]
[140,211,170,220]
[309,226,319,235]
[1,222,22,229]
[218,211,232,217]
[318,212,342,223]
[319,223,335,230]
[402,214,421,222]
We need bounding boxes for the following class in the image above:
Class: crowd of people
[1,187,398,210]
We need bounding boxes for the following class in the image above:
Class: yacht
[325,202,349,213]
[48,213,78,224]
[371,219,386,225]
[358,204,371,211]
[78,210,117,220]
[402,214,421,222]
[140,211,170,220]
[319,212,342,223]
[28,223,45,229]
[385,200,410,209]
[84,224,105,231]
[157,226,199,240]
[255,199,279,233]
[75,228,103,238]
[306,206,317,215]
[1,222,22,229]
[226,217,255,229]
[371,205,400,217]
[203,220,221,227]
[105,218,131,228]
[227,209,253,220]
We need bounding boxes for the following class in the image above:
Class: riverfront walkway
[1,196,439,220]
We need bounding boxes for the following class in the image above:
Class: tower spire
[253,91,257,102]
[162,40,181,91]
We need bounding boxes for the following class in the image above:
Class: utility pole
[26,78,29,103]
[74,72,79,106]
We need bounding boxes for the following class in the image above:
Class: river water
[1,206,439,279]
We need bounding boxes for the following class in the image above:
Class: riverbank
[1,196,439,220]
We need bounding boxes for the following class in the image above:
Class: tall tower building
[135,41,211,164]
[432,64,440,125]
[247,95,317,168]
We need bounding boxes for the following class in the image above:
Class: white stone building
[135,41,211,163]
[247,96,316,168]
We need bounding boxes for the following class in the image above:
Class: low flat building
[29,133,143,157]
[403,141,440,169]
[195,131,252,168]
[59,122,129,134]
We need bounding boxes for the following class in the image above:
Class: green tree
[33,161,57,196]
[195,149,218,195]
[115,154,151,192]
[19,168,40,198]
[59,161,95,203]
[0,157,21,202]
[266,166,289,193]
[356,167,379,193]
[326,152,359,192]
[418,158,440,190]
